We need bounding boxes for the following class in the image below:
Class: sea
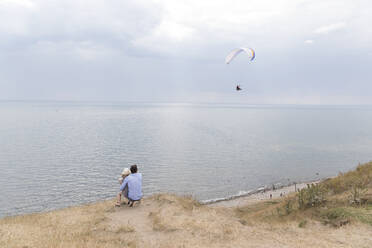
[1,101,372,217]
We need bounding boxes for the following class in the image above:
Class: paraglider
[225,47,255,91]
[225,47,255,64]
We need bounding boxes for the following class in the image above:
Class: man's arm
[120,177,129,191]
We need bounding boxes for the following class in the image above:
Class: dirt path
[103,194,372,248]
[106,201,155,247]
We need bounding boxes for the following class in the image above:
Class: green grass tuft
[298,220,307,228]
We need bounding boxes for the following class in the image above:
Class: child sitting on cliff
[116,168,131,206]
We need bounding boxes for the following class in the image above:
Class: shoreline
[209,179,321,207]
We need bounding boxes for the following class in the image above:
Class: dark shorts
[128,197,141,202]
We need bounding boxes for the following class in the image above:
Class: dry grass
[237,161,372,228]
[0,200,137,248]
[113,225,135,233]
[148,211,177,232]
[146,193,241,246]
[1,162,372,248]
[150,193,201,210]
[324,161,372,194]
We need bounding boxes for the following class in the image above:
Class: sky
[0,0,371,104]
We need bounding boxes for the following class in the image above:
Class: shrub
[349,183,368,206]
[297,183,326,209]
[276,198,294,216]
[324,162,372,194]
[321,208,351,228]
[298,220,307,228]
[284,198,293,215]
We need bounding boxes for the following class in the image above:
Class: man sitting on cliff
[116,164,142,207]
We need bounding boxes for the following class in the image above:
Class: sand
[211,181,320,208]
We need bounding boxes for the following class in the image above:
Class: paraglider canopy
[225,47,255,64]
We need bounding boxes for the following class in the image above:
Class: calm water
[1,102,372,217]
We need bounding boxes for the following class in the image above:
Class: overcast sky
[1,0,371,104]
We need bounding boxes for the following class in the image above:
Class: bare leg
[116,192,121,206]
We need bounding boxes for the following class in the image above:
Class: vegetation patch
[148,211,178,232]
[236,162,372,228]
[298,220,307,228]
[0,200,138,248]
[151,193,201,210]
[114,225,135,233]
[323,162,372,194]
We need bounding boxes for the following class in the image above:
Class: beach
[210,181,320,207]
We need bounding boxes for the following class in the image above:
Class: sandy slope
[103,194,372,248]
[1,192,371,248]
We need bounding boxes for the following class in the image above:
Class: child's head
[121,168,131,178]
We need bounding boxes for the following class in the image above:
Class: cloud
[0,0,35,8]
[0,0,366,58]
[0,0,163,56]
[0,0,372,103]
[28,40,115,61]
[314,22,346,34]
